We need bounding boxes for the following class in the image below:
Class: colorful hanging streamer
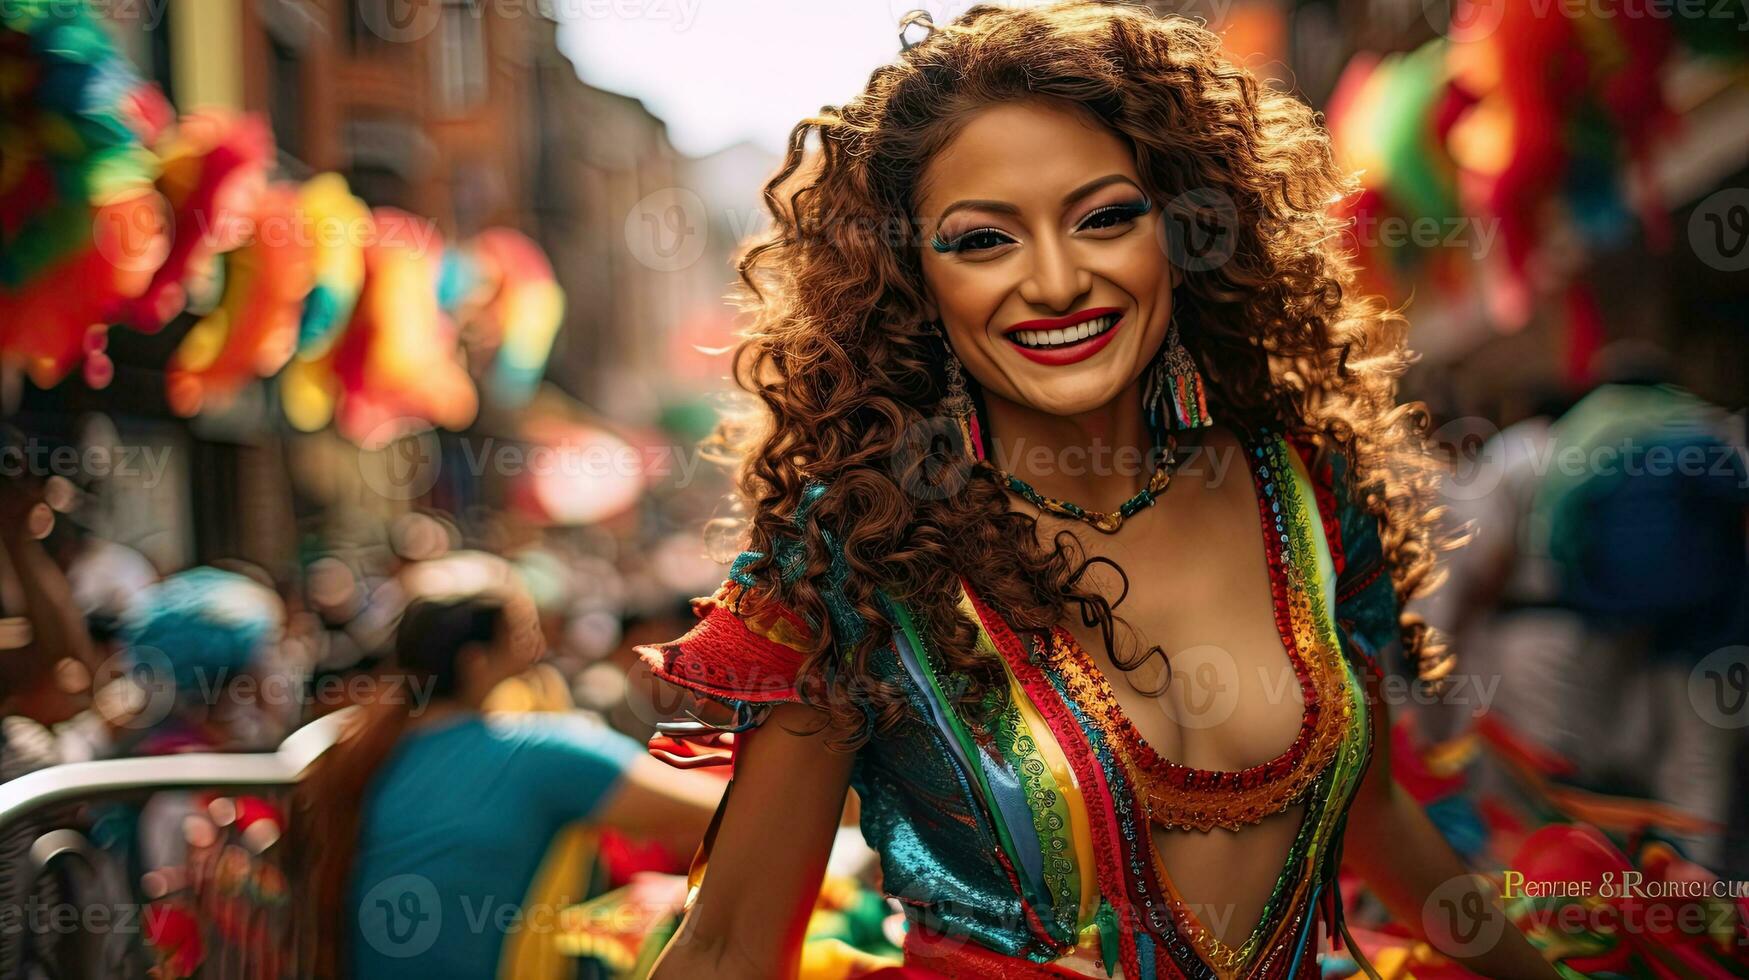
[0,0,171,386]
[4,0,568,441]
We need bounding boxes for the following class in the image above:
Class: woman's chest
[1044,439,1314,775]
[847,430,1375,966]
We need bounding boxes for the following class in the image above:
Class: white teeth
[1010,314,1118,349]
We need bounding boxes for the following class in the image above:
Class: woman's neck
[981,377,1160,507]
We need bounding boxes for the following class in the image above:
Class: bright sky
[556,1,1050,158]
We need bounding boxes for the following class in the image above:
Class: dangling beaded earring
[1145,316,1213,431]
[936,326,985,463]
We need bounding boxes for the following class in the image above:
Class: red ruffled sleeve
[635,578,821,770]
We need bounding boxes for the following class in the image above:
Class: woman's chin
[1002,375,1137,420]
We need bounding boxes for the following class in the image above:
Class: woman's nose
[1018,234,1092,312]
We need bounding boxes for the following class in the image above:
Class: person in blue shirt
[296,585,722,979]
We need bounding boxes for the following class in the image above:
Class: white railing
[0,710,350,835]
[0,710,352,979]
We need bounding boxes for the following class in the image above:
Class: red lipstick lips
[1002,306,1125,366]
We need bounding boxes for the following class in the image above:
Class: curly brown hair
[709,0,1452,746]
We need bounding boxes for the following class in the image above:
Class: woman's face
[915,98,1177,419]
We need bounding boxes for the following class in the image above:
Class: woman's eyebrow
[935,174,1142,223]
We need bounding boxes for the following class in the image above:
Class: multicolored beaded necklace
[977,430,1181,534]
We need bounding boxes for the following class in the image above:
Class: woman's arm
[1344,671,1561,980]
[588,751,725,857]
[648,701,855,980]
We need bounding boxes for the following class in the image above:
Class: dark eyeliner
[931,226,1009,254]
[1079,197,1153,229]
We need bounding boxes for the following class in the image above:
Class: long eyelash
[1081,197,1153,228]
[931,199,1151,253]
[931,226,1007,253]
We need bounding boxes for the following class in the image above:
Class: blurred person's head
[396,592,542,706]
[117,566,286,751]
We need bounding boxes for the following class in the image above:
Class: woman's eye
[942,228,1013,253]
[1079,200,1152,232]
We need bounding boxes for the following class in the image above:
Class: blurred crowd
[0,438,753,978]
[1411,340,1749,881]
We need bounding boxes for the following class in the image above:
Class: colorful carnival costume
[639,425,1398,979]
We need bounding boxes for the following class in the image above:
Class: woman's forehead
[914,100,1138,216]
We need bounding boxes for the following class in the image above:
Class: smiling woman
[635,4,1570,979]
